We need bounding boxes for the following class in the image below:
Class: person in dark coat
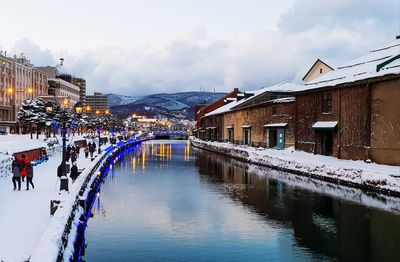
[75,145,80,157]
[19,154,28,182]
[70,163,79,182]
[12,157,21,191]
[84,146,89,158]
[71,150,77,163]
[57,163,65,178]
[25,162,34,190]
[89,143,95,158]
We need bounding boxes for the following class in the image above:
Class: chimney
[396,35,400,40]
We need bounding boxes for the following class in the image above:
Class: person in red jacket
[19,154,28,182]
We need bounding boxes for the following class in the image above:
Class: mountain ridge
[107,91,227,119]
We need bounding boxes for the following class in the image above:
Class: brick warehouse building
[203,82,301,147]
[294,37,400,165]
[195,88,241,139]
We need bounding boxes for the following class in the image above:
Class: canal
[83,140,400,262]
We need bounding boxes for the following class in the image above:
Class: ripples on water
[83,140,400,262]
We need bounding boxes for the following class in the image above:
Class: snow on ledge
[190,138,400,195]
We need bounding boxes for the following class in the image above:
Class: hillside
[108,91,226,119]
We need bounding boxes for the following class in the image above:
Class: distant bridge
[153,131,189,140]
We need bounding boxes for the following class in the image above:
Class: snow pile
[0,154,12,178]
[30,149,108,262]
[190,138,400,195]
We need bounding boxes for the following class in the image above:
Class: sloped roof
[205,81,301,117]
[297,38,400,92]
[301,59,334,81]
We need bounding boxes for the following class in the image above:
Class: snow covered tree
[18,98,62,139]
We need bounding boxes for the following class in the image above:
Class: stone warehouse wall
[223,101,296,147]
[371,78,400,165]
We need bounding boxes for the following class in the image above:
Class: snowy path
[0,147,93,262]
[191,138,400,195]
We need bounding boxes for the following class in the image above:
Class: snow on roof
[204,81,301,117]
[298,38,400,92]
[272,97,296,103]
[312,121,338,129]
[263,123,288,128]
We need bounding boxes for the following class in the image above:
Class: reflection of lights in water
[132,157,136,173]
[142,147,146,170]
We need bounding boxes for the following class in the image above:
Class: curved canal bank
[30,138,145,262]
[77,140,399,262]
[190,138,400,197]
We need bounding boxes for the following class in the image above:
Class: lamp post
[45,101,83,189]
[96,124,102,154]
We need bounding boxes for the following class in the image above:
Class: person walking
[25,162,34,190]
[89,143,95,158]
[76,145,80,157]
[84,146,89,158]
[70,163,78,182]
[19,154,28,182]
[71,150,77,164]
[12,157,21,191]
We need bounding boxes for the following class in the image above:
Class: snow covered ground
[0,134,105,262]
[190,138,400,195]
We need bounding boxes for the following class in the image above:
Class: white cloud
[4,0,397,96]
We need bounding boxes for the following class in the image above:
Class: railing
[59,138,148,261]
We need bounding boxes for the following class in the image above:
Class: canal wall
[190,138,400,197]
[30,138,146,262]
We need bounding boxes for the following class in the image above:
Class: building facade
[200,82,300,148]
[223,99,296,148]
[86,92,109,114]
[0,55,15,131]
[295,37,400,165]
[0,55,48,132]
[72,77,86,104]
[47,78,80,109]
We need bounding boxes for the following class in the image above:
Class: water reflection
[84,141,400,262]
[193,148,400,262]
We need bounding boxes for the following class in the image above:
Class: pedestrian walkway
[0,144,100,262]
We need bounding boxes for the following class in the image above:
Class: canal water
[84,140,400,262]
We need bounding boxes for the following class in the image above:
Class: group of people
[11,154,34,191]
[66,144,80,182]
[84,142,97,159]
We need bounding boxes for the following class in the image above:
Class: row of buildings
[195,36,400,166]
[0,54,110,132]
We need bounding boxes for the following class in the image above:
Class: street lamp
[27,87,33,98]
[45,101,83,191]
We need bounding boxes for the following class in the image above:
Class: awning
[206,126,217,130]
[242,125,251,128]
[226,125,234,129]
[263,123,288,128]
[312,121,338,130]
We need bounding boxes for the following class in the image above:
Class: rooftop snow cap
[204,81,302,117]
[297,37,400,92]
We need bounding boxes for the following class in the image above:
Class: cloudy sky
[0,0,398,96]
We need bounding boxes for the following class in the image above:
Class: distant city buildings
[72,77,86,104]
[0,55,89,132]
[36,69,86,110]
[0,54,48,132]
[85,92,109,114]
